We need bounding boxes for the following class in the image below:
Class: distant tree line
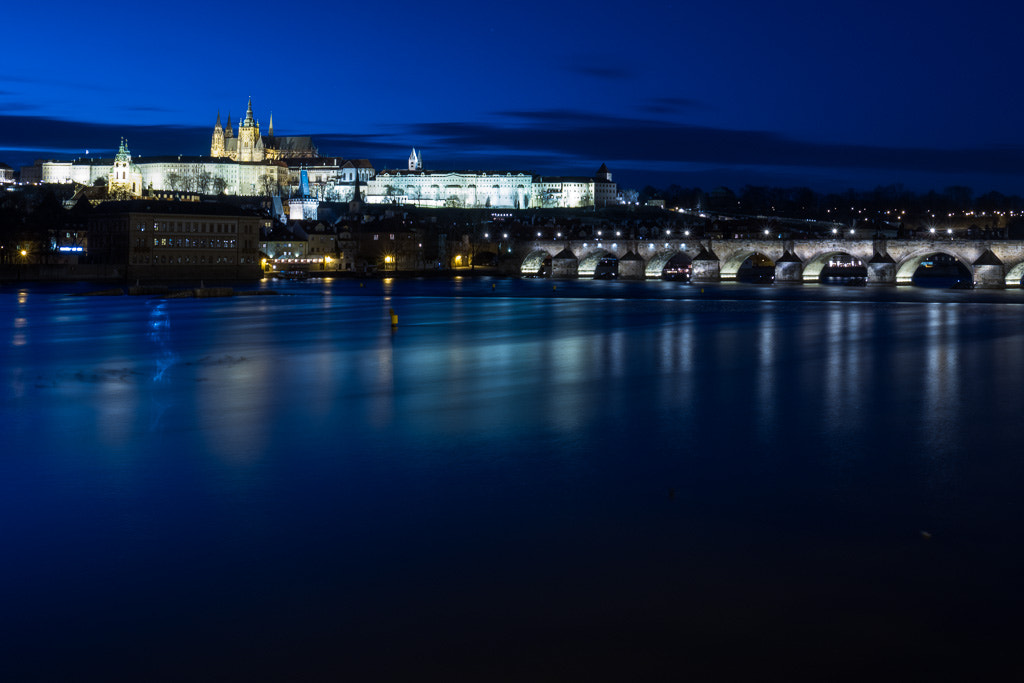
[638,183,1024,219]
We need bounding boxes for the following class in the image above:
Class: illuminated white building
[365,152,616,209]
[107,138,143,196]
[283,158,375,202]
[366,169,533,208]
[30,150,290,196]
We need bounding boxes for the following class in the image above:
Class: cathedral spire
[269,112,273,137]
[215,110,222,129]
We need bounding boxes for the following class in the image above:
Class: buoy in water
[390,308,398,327]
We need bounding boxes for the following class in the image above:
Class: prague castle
[210,98,318,162]
[21,100,617,208]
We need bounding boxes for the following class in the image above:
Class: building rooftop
[92,199,263,217]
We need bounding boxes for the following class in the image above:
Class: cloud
[404,110,1024,178]
[566,65,634,80]
[0,75,114,91]
[0,101,37,112]
[638,97,704,115]
[121,105,175,113]
[0,114,208,164]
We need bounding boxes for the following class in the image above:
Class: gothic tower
[237,97,263,162]
[408,148,422,171]
[211,111,225,157]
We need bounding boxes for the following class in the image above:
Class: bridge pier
[973,250,1005,288]
[552,248,578,278]
[867,252,897,285]
[619,251,646,280]
[691,244,720,282]
[774,251,803,282]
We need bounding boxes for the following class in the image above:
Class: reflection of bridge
[510,238,1024,287]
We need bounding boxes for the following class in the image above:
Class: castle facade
[210,98,318,162]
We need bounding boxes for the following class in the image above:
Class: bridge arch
[645,250,689,278]
[895,250,973,285]
[801,251,863,282]
[1002,260,1024,287]
[721,251,774,280]
[520,249,551,275]
[578,249,615,278]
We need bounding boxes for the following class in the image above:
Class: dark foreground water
[3,277,1024,681]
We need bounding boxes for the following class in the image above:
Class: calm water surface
[3,278,1024,681]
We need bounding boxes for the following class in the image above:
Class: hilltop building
[287,169,319,220]
[107,138,143,197]
[365,150,617,209]
[21,119,616,210]
[210,99,318,162]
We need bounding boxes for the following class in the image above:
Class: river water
[2,277,1024,681]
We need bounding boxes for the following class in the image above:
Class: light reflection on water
[3,279,1024,680]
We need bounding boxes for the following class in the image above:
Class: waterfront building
[260,223,308,261]
[88,200,265,280]
[0,162,14,184]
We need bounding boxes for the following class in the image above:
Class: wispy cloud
[565,65,634,80]
[638,97,704,115]
[404,110,1024,177]
[0,101,37,112]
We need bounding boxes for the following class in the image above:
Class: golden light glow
[384,255,394,264]
[454,255,463,265]
[21,250,27,257]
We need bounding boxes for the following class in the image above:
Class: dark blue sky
[3,0,1023,194]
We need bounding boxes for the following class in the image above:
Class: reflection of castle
[211,98,318,162]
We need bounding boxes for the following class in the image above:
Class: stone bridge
[509,238,1024,288]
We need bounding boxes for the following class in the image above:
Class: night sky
[3,0,1023,194]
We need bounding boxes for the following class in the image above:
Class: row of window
[148,237,238,248]
[138,221,240,234]
[129,255,257,265]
